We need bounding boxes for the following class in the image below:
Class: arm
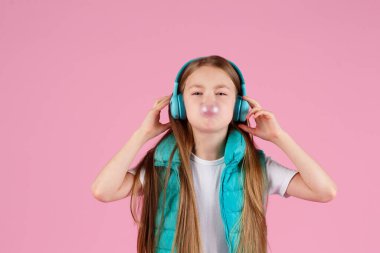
[272,131,337,202]
[91,130,148,202]
[91,95,172,202]
[238,95,337,203]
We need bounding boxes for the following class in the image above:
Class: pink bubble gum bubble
[200,103,220,117]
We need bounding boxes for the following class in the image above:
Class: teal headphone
[170,57,250,122]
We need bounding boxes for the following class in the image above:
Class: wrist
[133,129,150,144]
[271,130,289,146]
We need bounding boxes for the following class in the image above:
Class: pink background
[1,0,379,252]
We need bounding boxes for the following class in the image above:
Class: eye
[191,92,227,96]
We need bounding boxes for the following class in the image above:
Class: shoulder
[256,149,298,198]
[256,149,270,162]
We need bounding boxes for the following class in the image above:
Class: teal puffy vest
[152,128,268,253]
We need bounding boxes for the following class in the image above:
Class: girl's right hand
[137,95,172,141]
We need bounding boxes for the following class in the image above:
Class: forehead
[187,83,233,90]
[184,66,235,90]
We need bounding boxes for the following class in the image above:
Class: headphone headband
[173,57,246,96]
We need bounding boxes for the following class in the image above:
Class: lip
[200,103,220,118]
[201,111,218,118]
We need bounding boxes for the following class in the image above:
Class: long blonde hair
[129,55,269,253]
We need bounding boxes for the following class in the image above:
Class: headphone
[170,56,250,122]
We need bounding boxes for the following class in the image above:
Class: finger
[163,121,171,128]
[254,110,272,118]
[248,107,262,116]
[242,95,261,108]
[154,96,171,111]
[238,124,255,135]
[153,95,171,108]
[154,95,169,104]
[242,95,261,106]
[160,122,172,132]
[160,95,171,102]
[246,107,263,120]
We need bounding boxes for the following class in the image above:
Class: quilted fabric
[152,129,267,253]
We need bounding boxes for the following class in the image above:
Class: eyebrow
[187,83,232,90]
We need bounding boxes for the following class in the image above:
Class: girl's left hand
[237,96,285,142]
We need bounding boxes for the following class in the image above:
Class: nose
[200,93,220,117]
[202,92,217,104]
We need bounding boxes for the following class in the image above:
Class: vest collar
[153,128,246,170]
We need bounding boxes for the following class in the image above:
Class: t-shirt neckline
[190,152,225,166]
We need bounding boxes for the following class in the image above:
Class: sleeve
[127,166,146,186]
[265,155,299,198]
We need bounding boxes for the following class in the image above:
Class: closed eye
[191,92,227,96]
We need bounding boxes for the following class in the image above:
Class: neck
[191,126,229,161]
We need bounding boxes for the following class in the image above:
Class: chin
[191,120,230,133]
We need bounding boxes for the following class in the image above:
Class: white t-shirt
[127,152,299,253]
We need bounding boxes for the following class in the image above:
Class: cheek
[183,94,236,115]
[183,97,197,117]
[221,98,236,111]
[186,102,235,120]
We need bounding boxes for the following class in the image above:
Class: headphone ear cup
[234,96,242,122]
[240,100,250,122]
[177,93,186,120]
[234,96,250,122]
[170,95,179,119]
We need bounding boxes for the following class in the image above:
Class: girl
[91,55,337,253]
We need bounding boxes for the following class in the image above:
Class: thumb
[162,122,171,130]
[238,124,256,135]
